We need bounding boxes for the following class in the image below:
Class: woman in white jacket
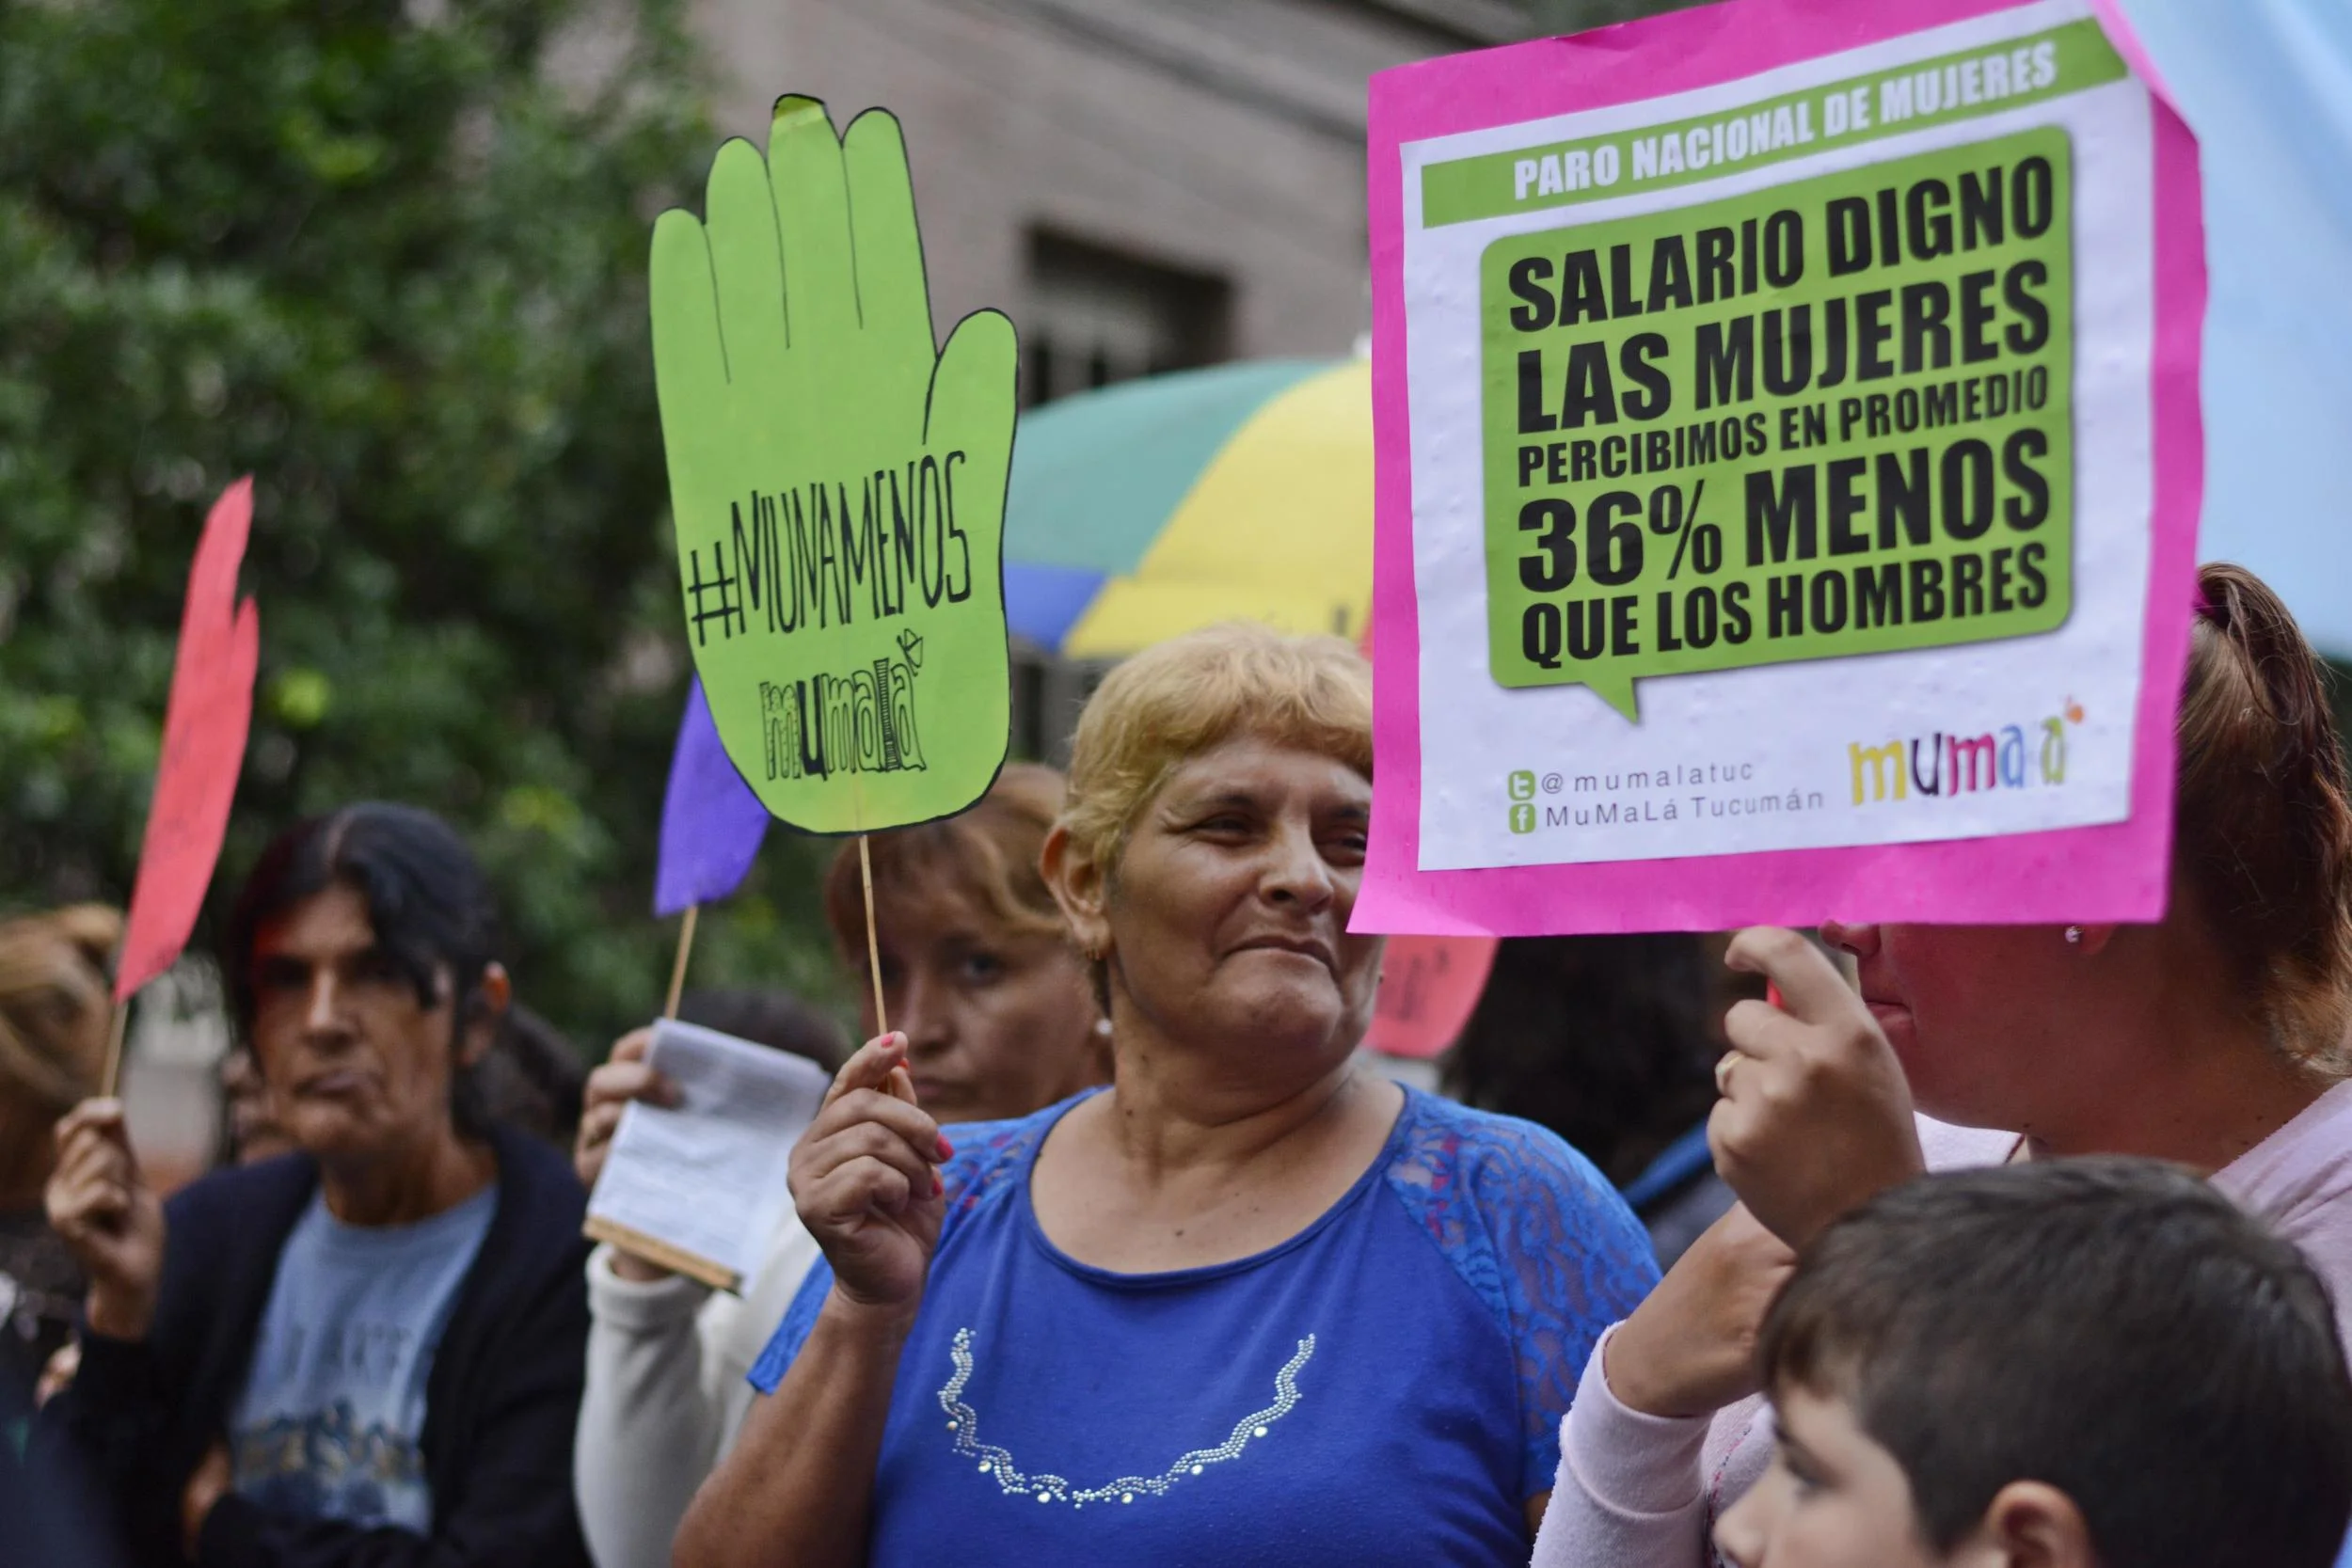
[568,765,1110,1568]
[1533,564,2352,1567]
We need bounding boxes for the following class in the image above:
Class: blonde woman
[571,765,1107,1568]
[675,625,1659,1568]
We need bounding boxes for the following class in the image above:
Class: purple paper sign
[654,677,771,917]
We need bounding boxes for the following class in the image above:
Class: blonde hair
[822,763,1070,953]
[1059,622,1373,878]
[0,904,120,1114]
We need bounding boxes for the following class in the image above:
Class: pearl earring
[2064,926,2082,944]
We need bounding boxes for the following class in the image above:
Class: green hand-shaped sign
[652,99,1017,834]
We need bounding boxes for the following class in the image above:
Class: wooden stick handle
[98,989,133,1099]
[858,833,889,1037]
[581,1213,739,1292]
[663,904,699,1022]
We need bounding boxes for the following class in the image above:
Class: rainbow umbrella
[1002,356,1492,1058]
[1004,357,1373,657]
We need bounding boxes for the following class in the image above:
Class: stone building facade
[685,0,1544,398]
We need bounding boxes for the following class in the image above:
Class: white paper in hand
[584,1018,833,1291]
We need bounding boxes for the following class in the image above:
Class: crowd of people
[2,566,2350,1567]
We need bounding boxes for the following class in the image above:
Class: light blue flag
[2119,0,2352,653]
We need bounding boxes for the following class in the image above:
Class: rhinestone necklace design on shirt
[935,1327,1316,1509]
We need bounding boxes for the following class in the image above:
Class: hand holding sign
[789,1032,947,1316]
[651,100,1017,837]
[46,1098,166,1339]
[1708,926,1923,1249]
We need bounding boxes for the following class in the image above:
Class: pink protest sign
[1358,0,2202,937]
[118,479,261,998]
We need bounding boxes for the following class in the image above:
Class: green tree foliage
[0,0,849,1052]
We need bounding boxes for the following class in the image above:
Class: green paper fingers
[652,102,1018,833]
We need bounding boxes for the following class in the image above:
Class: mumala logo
[758,628,929,783]
[1848,699,2082,805]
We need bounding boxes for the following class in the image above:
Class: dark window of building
[1021,230,1232,406]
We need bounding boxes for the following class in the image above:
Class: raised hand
[651,99,1018,836]
[575,1027,689,1283]
[789,1034,949,1319]
[46,1099,167,1340]
[1708,927,1925,1251]
[575,1027,678,1194]
[1603,1202,1796,1418]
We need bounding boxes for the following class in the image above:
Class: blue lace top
[750,1086,1659,1567]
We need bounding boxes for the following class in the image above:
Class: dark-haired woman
[1535,562,2352,1564]
[40,803,592,1567]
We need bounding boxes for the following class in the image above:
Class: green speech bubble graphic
[652,99,1017,833]
[1481,126,2075,721]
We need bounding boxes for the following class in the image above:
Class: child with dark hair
[1715,1159,2352,1568]
[40,801,591,1566]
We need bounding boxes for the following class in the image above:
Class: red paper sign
[1363,931,1498,1060]
[118,479,261,1000]
[1352,618,1499,1059]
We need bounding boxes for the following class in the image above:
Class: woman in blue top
[675,624,1659,1568]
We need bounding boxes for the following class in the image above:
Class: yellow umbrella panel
[1004,358,1373,657]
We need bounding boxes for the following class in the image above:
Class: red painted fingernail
[935,1134,953,1161]
[931,1172,945,1198]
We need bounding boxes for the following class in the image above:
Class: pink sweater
[1533,1081,2352,1568]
